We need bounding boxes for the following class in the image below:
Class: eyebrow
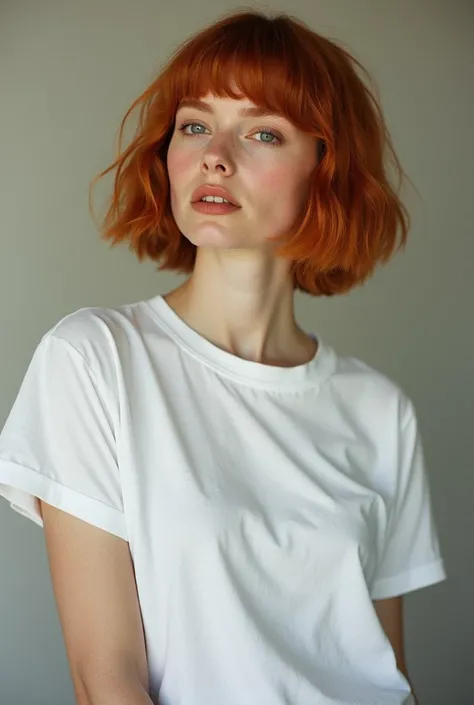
[177,98,287,120]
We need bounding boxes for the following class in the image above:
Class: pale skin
[38,87,417,703]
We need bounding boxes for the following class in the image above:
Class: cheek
[166,142,193,191]
[258,165,306,213]
[260,168,287,191]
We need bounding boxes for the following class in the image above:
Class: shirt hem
[370,559,447,599]
[0,457,128,540]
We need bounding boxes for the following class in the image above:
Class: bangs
[165,18,324,136]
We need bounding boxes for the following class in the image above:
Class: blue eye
[177,122,282,147]
[253,130,281,145]
[178,122,206,136]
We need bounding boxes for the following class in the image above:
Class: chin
[177,217,271,251]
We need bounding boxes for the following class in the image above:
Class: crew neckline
[145,294,336,390]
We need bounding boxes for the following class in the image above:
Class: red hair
[89,9,412,296]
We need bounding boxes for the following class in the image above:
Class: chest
[119,375,386,592]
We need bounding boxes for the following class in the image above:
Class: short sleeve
[370,399,447,600]
[0,332,127,540]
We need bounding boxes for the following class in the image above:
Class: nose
[201,136,235,174]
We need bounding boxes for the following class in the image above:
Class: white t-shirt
[0,294,446,705]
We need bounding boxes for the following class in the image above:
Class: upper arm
[40,501,149,699]
[373,596,407,674]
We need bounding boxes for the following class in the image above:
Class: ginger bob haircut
[89,9,412,297]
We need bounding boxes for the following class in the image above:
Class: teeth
[201,196,230,203]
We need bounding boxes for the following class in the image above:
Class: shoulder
[325,349,423,499]
[327,346,415,429]
[40,299,148,365]
[33,299,152,394]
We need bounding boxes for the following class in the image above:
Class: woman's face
[166,89,319,252]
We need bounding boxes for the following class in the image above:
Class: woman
[0,9,446,705]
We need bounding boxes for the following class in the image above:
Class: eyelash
[177,121,282,147]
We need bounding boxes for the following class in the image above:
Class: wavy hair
[89,9,413,296]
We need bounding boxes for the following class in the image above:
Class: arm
[40,500,153,705]
[373,597,418,705]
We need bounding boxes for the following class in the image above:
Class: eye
[177,122,282,147]
[251,129,282,146]
[178,121,207,136]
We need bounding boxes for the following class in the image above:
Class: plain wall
[0,0,472,703]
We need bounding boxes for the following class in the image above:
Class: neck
[162,247,317,367]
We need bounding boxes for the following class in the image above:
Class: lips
[191,184,240,207]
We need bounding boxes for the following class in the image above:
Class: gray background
[0,0,472,703]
